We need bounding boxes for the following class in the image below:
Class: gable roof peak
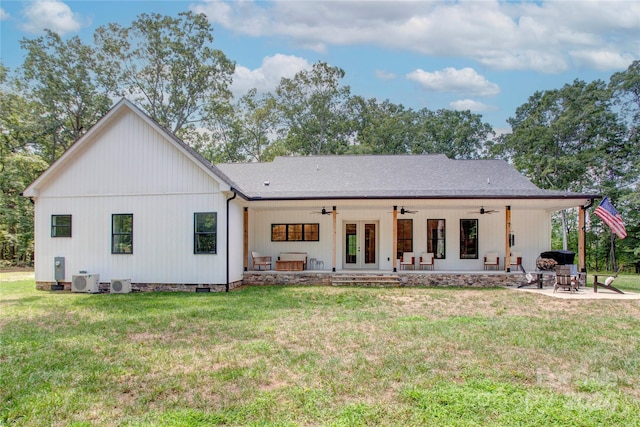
[23,98,240,198]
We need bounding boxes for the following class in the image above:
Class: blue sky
[1,0,638,132]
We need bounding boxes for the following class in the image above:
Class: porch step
[330,274,400,287]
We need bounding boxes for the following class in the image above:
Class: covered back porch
[238,198,591,280]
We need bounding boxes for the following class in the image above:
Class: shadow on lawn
[0,295,45,306]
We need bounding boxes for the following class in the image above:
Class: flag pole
[610,232,617,272]
[594,196,627,271]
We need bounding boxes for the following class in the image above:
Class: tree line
[1,11,638,270]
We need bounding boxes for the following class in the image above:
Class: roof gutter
[240,194,603,202]
[225,190,237,293]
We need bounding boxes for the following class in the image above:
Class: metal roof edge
[241,194,602,202]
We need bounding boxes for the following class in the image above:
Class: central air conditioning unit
[110,279,132,294]
[71,274,100,293]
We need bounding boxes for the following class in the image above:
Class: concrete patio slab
[513,285,640,300]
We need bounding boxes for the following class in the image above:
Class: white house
[23,99,599,292]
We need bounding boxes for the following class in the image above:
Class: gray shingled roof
[216,155,592,200]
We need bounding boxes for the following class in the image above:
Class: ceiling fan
[388,206,417,215]
[469,206,499,215]
[311,207,333,215]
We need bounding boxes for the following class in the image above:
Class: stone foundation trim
[243,272,527,288]
[36,272,528,292]
[36,280,243,293]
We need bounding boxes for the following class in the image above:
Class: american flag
[594,197,627,239]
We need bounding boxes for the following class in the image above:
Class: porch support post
[393,206,398,272]
[332,206,337,272]
[578,205,586,272]
[243,207,249,271]
[225,191,237,292]
[505,205,511,272]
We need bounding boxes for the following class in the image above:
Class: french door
[343,221,378,269]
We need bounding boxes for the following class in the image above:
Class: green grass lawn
[2,272,640,426]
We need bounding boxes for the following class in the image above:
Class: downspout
[226,191,237,292]
[583,199,595,210]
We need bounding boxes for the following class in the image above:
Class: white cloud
[493,127,511,139]
[20,0,84,35]
[476,50,569,74]
[375,70,396,80]
[449,99,497,113]
[192,0,270,37]
[1,8,10,20]
[231,54,311,97]
[193,0,639,73]
[569,50,637,71]
[406,67,500,97]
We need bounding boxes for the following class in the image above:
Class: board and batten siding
[32,108,235,285]
[249,208,334,270]
[508,209,552,271]
[40,109,217,197]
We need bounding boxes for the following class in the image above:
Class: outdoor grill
[539,250,576,265]
[536,250,575,271]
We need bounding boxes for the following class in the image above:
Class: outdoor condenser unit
[110,279,132,294]
[71,274,100,293]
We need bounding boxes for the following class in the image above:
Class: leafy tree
[348,97,416,154]
[581,62,640,271]
[206,89,279,163]
[609,60,640,189]
[19,31,112,162]
[413,109,494,159]
[607,61,640,271]
[1,65,49,265]
[1,65,36,158]
[0,152,48,265]
[344,99,494,158]
[94,11,235,137]
[498,79,618,191]
[619,186,639,271]
[275,62,353,155]
[497,77,635,264]
[610,60,640,139]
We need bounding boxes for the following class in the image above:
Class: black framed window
[194,212,217,254]
[397,219,413,259]
[271,224,319,241]
[272,224,287,241]
[51,215,72,237]
[112,214,133,254]
[304,224,319,241]
[288,224,303,241]
[460,219,478,259]
[427,219,446,259]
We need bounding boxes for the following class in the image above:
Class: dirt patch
[1,266,34,273]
